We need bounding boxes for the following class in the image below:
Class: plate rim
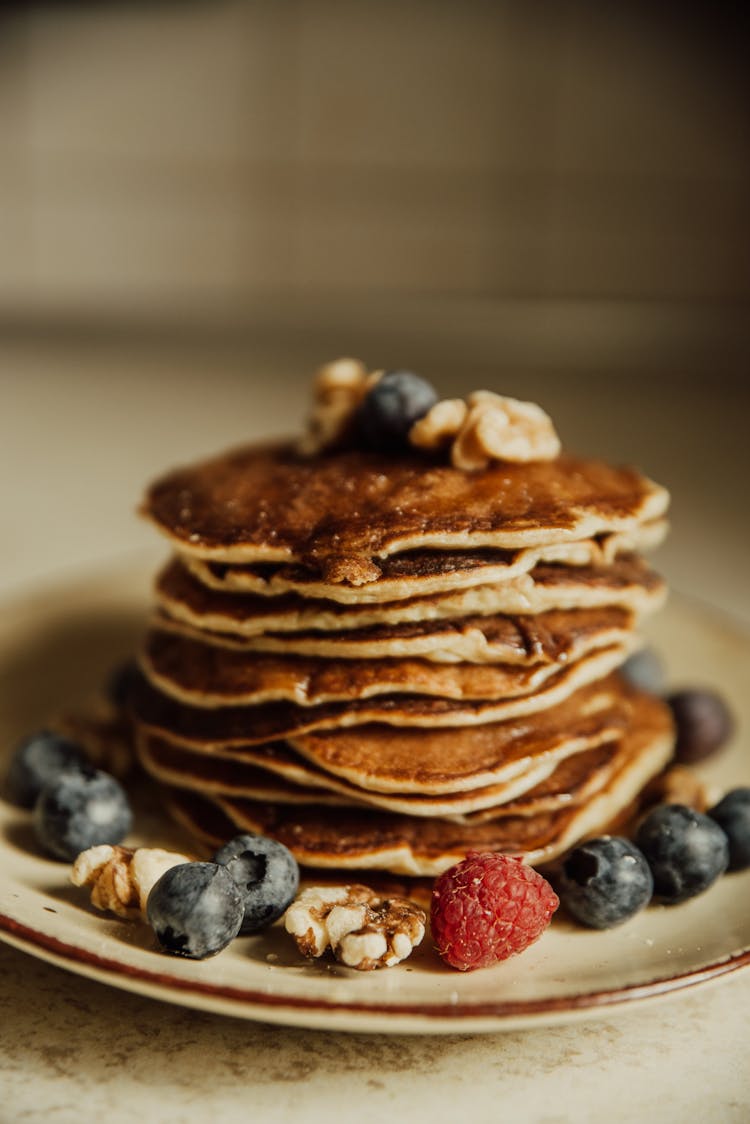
[2,908,749,1031]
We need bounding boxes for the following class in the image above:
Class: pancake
[152,605,638,664]
[133,677,629,794]
[135,742,353,807]
[131,646,632,747]
[455,742,626,824]
[137,731,624,821]
[140,622,640,707]
[136,730,564,817]
[156,555,666,637]
[140,734,344,794]
[285,677,630,794]
[184,519,668,604]
[143,443,669,584]
[158,691,674,875]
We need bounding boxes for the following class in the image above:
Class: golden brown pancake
[137,730,623,820]
[285,677,631,794]
[455,742,626,824]
[133,677,629,794]
[156,555,666,637]
[184,519,668,604]
[136,741,352,806]
[157,692,674,874]
[136,730,561,817]
[140,622,639,707]
[131,647,631,747]
[142,443,669,582]
[152,604,638,665]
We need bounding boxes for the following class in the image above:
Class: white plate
[0,560,748,1034]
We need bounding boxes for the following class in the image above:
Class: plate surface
[1,560,748,1034]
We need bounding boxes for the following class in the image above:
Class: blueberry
[558,836,653,928]
[213,833,299,933]
[6,730,89,808]
[147,862,244,959]
[356,370,438,450]
[708,788,750,871]
[636,804,729,904]
[34,765,133,861]
[667,689,734,764]
[620,648,665,694]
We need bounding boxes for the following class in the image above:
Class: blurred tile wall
[0,2,748,341]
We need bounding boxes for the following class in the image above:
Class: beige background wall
[0,1,748,369]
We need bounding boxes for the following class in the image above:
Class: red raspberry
[431,852,559,971]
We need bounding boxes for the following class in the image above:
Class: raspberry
[430,852,559,971]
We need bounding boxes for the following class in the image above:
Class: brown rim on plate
[1,911,749,1028]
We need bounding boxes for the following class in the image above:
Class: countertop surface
[1,341,748,1123]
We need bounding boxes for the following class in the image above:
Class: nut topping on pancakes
[297,358,382,456]
[416,391,561,469]
[299,358,560,468]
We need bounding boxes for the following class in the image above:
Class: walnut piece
[409,398,468,450]
[284,884,426,970]
[412,390,561,470]
[71,844,192,920]
[297,358,382,456]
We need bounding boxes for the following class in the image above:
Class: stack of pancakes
[131,443,675,878]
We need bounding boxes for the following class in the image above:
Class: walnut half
[284,885,426,970]
[71,844,192,920]
[412,390,561,469]
[297,358,382,456]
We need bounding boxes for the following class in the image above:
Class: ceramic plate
[0,560,748,1034]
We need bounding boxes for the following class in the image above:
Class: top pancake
[185,520,668,604]
[143,443,669,584]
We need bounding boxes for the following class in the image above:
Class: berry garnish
[430,851,559,971]
[620,648,665,694]
[635,804,729,904]
[557,837,653,928]
[708,788,750,871]
[357,370,438,450]
[6,730,88,809]
[33,765,133,860]
[213,833,299,933]
[667,689,734,764]
[146,862,244,959]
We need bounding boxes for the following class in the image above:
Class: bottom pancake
[159,691,674,876]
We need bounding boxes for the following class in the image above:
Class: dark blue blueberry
[33,765,133,860]
[667,689,734,764]
[146,862,244,959]
[635,804,729,904]
[213,833,299,934]
[558,836,653,928]
[356,370,438,450]
[620,648,665,694]
[6,730,89,809]
[708,788,750,871]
